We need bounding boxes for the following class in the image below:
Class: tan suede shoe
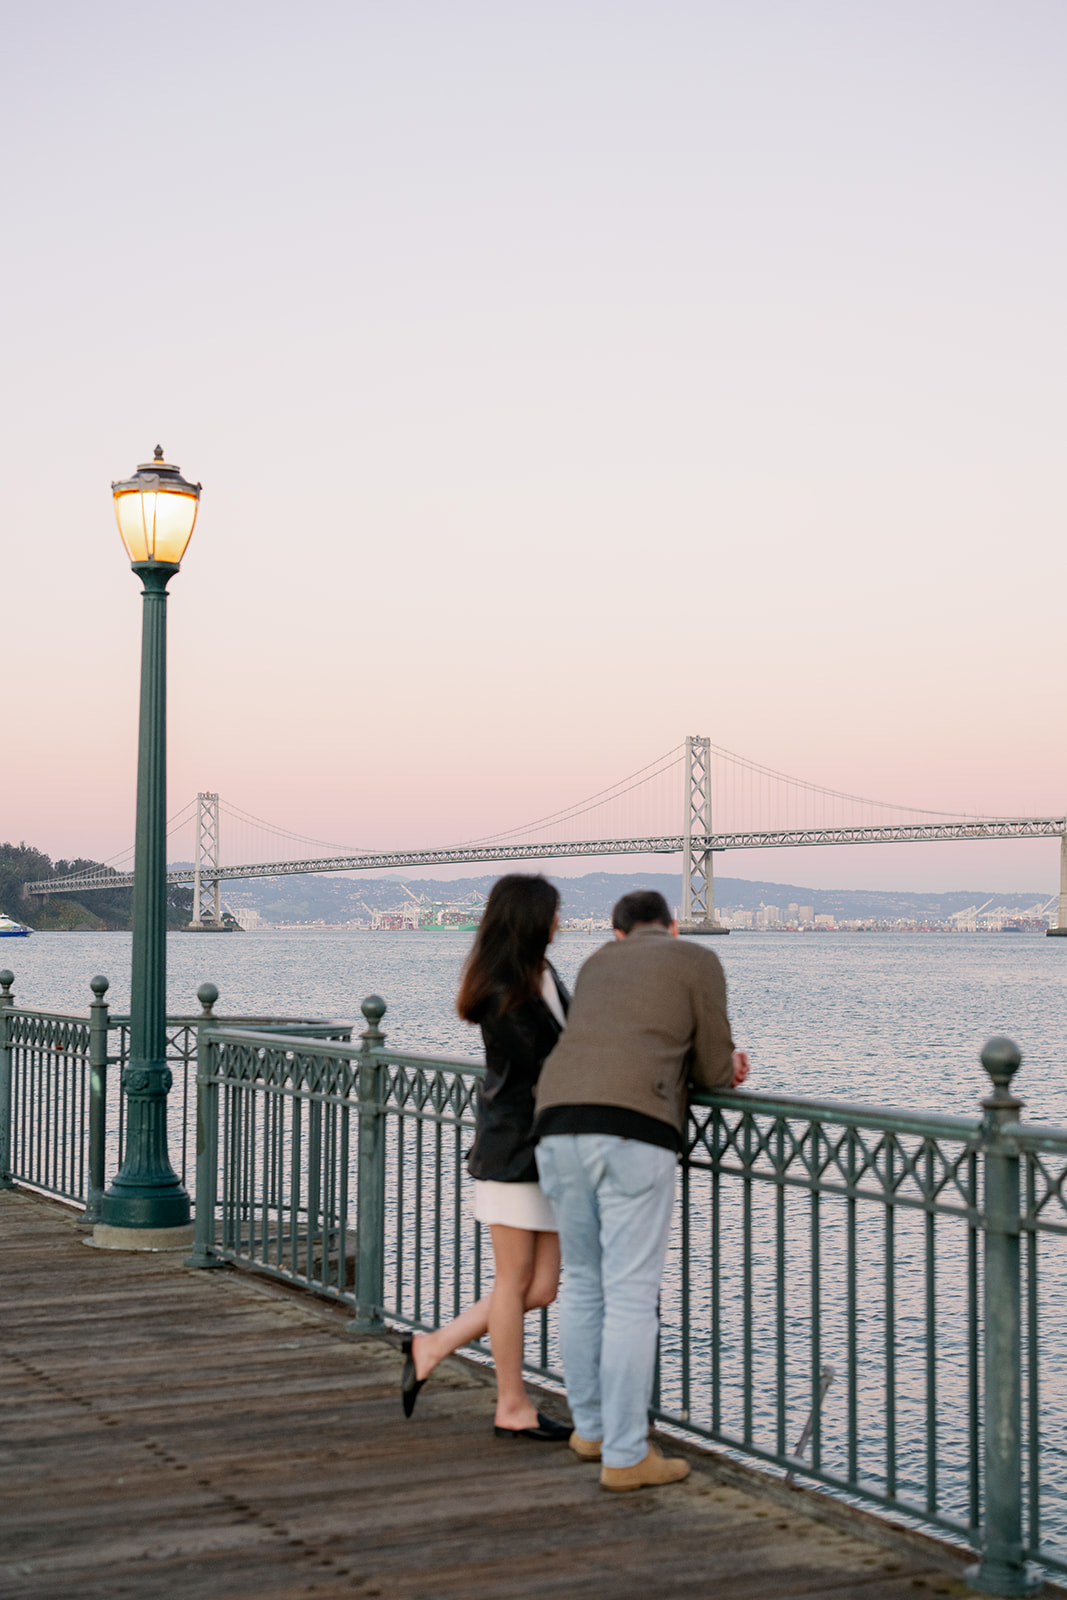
[569,1431,602,1461]
[600,1442,690,1492]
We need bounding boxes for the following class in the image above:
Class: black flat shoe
[494,1412,572,1442]
[401,1334,428,1419]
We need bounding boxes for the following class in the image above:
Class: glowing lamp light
[112,445,201,567]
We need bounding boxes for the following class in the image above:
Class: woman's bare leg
[490,1227,561,1428]
[526,1229,561,1309]
[411,1229,561,1398]
[411,1296,491,1379]
[486,1225,539,1428]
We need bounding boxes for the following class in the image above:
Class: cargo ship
[368,891,485,932]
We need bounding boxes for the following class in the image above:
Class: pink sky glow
[2,3,1065,895]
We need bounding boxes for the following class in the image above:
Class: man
[534,889,748,1491]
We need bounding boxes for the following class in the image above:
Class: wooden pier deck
[0,1189,1002,1600]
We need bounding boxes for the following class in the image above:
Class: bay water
[6,927,1066,1121]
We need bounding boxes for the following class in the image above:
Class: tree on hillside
[0,842,192,930]
[0,843,54,923]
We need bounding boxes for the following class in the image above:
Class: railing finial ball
[0,970,13,993]
[361,995,386,1025]
[197,982,219,1017]
[981,1035,1022,1092]
[89,975,109,999]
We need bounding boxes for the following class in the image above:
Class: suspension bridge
[25,737,1067,933]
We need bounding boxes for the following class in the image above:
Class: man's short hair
[612,890,672,933]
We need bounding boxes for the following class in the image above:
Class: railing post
[81,976,110,1224]
[186,984,225,1269]
[967,1038,1040,1597]
[0,970,14,1189]
[348,995,387,1334]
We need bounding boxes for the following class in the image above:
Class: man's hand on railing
[731,1050,750,1088]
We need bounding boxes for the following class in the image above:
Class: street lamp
[94,446,201,1248]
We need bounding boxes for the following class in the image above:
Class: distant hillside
[221,869,1052,926]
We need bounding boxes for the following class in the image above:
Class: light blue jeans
[536,1133,677,1469]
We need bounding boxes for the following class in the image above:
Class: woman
[401,873,571,1440]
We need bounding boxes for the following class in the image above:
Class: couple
[401,873,749,1491]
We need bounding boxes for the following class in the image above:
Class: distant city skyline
[3,3,1064,893]
[218,866,1055,930]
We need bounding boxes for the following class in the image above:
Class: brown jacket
[534,925,735,1137]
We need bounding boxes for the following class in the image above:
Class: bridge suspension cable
[217,799,367,857]
[457,744,686,846]
[91,798,200,874]
[710,743,993,821]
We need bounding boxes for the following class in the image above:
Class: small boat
[0,914,30,937]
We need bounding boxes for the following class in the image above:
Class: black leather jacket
[466,965,570,1184]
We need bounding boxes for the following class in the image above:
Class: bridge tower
[189,792,223,931]
[1048,833,1067,936]
[678,735,728,936]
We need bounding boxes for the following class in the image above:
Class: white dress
[471,968,563,1233]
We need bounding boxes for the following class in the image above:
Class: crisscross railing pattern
[184,1001,1067,1593]
[0,973,350,1216]
[189,1018,497,1341]
[6,971,1065,1596]
[0,977,212,1209]
[3,1007,94,1204]
[207,1039,360,1290]
[675,1095,984,1538]
[1020,1139,1067,1236]
[379,1054,487,1336]
[997,1125,1067,1572]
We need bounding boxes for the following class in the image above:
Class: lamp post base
[964,1560,1041,1596]
[90,1222,195,1251]
[98,1061,192,1232]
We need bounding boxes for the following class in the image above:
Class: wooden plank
[0,1190,1007,1599]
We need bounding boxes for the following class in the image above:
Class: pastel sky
[3,2,1064,893]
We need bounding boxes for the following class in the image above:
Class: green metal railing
[184,994,1067,1596]
[4,966,1065,1596]
[0,971,350,1218]
[0,981,97,1207]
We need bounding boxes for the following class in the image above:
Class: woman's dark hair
[457,874,560,1020]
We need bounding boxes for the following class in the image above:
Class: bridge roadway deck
[0,1190,1010,1600]
[25,817,1067,896]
